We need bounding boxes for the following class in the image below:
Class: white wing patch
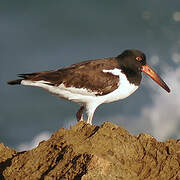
[58,84,98,96]
[21,80,98,104]
[102,68,122,76]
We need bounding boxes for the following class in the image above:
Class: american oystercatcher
[8,49,170,124]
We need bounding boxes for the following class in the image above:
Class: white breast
[101,68,138,103]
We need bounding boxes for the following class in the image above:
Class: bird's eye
[136,56,143,61]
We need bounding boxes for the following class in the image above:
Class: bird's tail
[7,79,22,85]
[7,73,38,85]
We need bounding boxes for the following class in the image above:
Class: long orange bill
[141,64,170,93]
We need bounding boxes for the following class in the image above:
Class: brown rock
[0,122,180,179]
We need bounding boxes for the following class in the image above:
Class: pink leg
[86,104,98,125]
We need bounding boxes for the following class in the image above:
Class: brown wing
[17,58,120,95]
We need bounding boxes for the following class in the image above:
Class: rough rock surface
[0,122,180,180]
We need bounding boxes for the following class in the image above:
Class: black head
[116,49,146,85]
[117,49,170,93]
[117,49,146,70]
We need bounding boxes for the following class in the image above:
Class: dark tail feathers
[7,79,22,85]
[8,73,39,85]
[18,73,38,79]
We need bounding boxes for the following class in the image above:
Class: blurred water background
[0,0,180,151]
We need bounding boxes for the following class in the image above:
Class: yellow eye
[136,56,142,61]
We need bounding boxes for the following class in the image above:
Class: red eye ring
[136,56,142,61]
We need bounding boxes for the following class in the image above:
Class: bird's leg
[87,114,93,125]
[76,106,84,122]
[86,105,98,125]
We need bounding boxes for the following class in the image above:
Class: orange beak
[141,64,170,93]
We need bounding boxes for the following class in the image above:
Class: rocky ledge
[0,122,180,180]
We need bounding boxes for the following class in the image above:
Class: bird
[8,49,170,125]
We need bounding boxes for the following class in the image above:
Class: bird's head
[118,49,170,93]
